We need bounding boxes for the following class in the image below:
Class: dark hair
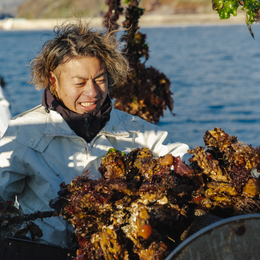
[29,19,129,94]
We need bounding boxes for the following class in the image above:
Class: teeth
[81,102,95,107]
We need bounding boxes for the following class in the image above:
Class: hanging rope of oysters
[0,198,58,241]
[49,128,260,260]
[103,0,174,125]
[212,0,260,38]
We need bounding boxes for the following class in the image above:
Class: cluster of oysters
[49,128,260,260]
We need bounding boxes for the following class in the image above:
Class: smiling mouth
[80,102,96,107]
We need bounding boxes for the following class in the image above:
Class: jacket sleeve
[117,111,189,158]
[140,122,189,159]
[0,136,27,202]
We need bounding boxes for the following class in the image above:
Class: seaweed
[104,0,174,125]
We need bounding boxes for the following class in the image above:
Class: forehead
[55,56,106,79]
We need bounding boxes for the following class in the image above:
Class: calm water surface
[1,24,260,149]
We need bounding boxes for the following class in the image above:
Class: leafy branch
[212,0,260,38]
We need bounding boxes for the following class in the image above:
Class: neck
[42,88,112,142]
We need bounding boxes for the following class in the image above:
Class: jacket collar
[44,108,76,137]
[5,105,143,153]
[44,107,130,139]
[42,88,112,142]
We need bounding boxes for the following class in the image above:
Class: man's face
[50,56,108,114]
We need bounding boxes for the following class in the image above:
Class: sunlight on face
[51,56,108,114]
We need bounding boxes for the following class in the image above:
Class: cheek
[102,87,108,101]
[103,88,108,95]
[102,83,108,95]
[67,88,81,100]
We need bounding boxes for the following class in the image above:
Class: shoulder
[12,105,47,120]
[112,108,158,132]
[2,105,53,152]
[7,105,47,133]
[113,108,143,122]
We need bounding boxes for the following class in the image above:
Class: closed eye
[76,82,85,86]
[95,79,106,84]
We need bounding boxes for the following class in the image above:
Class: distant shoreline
[0,13,247,30]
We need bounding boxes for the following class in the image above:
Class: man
[0,20,188,248]
[0,76,11,137]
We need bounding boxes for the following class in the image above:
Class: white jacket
[0,105,188,248]
[0,86,11,138]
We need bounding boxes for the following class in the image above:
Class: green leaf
[217,0,238,19]
[213,0,224,10]
[107,148,116,154]
[246,13,255,38]
[138,7,145,17]
[143,43,149,49]
[213,0,260,38]
[124,0,130,4]
[106,148,124,156]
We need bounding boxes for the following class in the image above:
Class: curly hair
[29,19,129,95]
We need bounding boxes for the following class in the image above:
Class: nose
[83,79,98,98]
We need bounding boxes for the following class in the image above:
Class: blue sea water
[1,24,260,149]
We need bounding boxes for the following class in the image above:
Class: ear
[49,71,57,88]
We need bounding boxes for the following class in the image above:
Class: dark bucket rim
[165,213,260,260]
